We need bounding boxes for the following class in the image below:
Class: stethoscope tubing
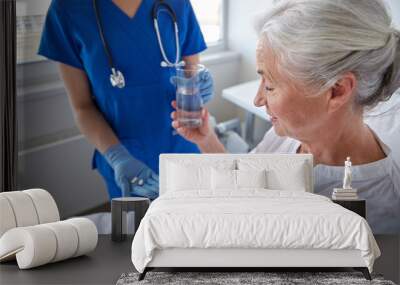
[93,0,183,88]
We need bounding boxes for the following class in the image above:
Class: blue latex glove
[170,68,214,104]
[130,173,159,200]
[198,68,214,104]
[104,144,159,199]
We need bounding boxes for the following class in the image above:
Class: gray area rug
[116,272,396,285]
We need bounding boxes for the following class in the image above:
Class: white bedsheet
[131,190,380,273]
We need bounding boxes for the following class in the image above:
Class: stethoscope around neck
[93,0,184,89]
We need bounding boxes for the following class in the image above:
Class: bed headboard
[159,154,314,195]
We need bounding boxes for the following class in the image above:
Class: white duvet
[131,190,380,273]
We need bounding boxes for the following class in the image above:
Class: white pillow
[166,162,210,191]
[267,163,307,191]
[211,168,236,190]
[211,169,268,190]
[236,169,267,189]
[165,159,236,192]
[238,158,308,191]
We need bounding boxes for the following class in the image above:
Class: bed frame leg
[138,268,148,281]
[354,267,371,280]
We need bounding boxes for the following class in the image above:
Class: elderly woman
[171,0,400,234]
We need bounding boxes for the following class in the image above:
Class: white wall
[226,0,275,141]
[203,52,241,122]
[387,0,400,28]
[227,0,272,83]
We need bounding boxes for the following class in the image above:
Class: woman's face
[254,40,331,141]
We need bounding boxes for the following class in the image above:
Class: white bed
[131,154,380,280]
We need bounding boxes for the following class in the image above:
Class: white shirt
[251,127,400,234]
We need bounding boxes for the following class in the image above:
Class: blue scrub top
[39,0,207,198]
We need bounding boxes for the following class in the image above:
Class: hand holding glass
[174,64,205,128]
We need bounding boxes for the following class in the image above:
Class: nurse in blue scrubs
[38,0,213,200]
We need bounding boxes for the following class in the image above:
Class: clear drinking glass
[175,64,204,128]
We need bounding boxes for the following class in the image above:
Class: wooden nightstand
[332,199,366,218]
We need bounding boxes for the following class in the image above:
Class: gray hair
[255,0,400,107]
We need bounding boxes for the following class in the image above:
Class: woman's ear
[327,72,357,113]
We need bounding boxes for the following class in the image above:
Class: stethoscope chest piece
[110,68,125,89]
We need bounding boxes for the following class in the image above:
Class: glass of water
[175,64,205,128]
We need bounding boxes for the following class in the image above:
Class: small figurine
[332,157,358,200]
[343,157,352,189]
